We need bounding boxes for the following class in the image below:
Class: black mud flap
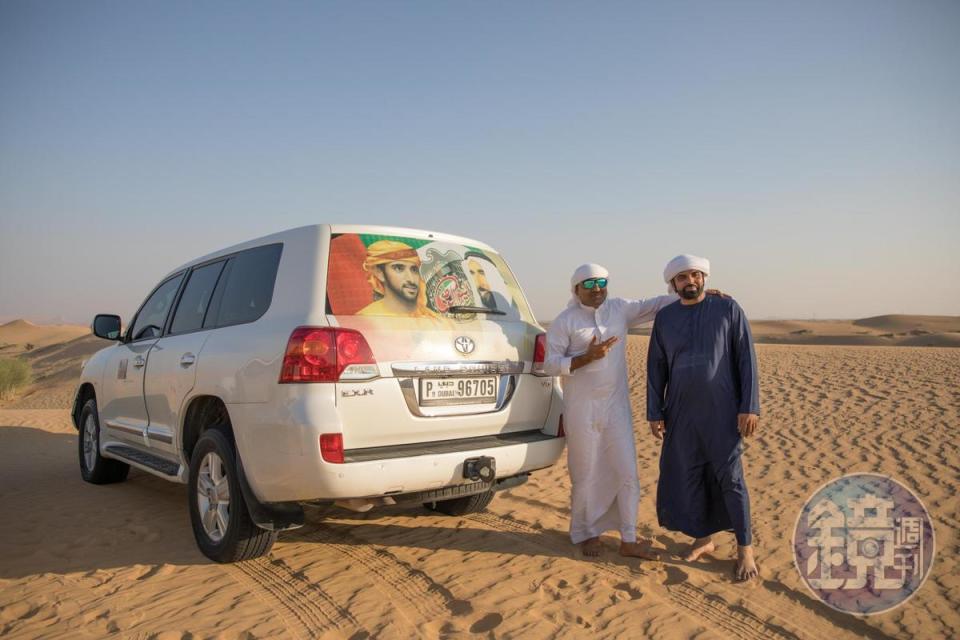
[236,455,304,532]
[70,388,82,430]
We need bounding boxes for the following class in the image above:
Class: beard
[479,289,496,310]
[679,283,703,300]
[398,284,419,302]
[385,279,419,303]
[581,290,605,307]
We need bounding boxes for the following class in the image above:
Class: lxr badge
[793,473,935,615]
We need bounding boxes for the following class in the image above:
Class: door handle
[133,356,146,369]
[180,353,196,367]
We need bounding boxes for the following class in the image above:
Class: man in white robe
[542,263,676,558]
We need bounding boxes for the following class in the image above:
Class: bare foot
[619,540,659,561]
[682,537,715,562]
[734,545,759,582]
[580,537,603,557]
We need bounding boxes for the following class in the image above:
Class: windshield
[326,233,533,322]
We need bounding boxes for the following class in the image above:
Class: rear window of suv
[170,260,225,335]
[325,233,533,322]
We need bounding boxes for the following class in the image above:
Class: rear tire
[78,399,130,484]
[188,426,277,563]
[425,489,495,516]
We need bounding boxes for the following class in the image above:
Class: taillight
[279,327,377,383]
[557,414,565,438]
[319,433,344,463]
[532,333,547,376]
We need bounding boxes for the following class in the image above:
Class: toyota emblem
[454,336,475,355]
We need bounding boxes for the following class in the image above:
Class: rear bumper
[242,426,565,503]
[228,379,565,503]
[342,429,558,462]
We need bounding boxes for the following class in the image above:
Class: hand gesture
[737,413,759,438]
[649,420,665,441]
[585,335,618,363]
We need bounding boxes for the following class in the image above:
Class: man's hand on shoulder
[706,288,731,298]
[737,413,759,437]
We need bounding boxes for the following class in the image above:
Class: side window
[169,261,225,335]
[129,274,184,342]
[210,244,282,328]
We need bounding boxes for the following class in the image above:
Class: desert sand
[0,320,91,354]
[1,321,959,639]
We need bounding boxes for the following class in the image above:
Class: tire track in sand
[466,511,800,640]
[226,555,364,639]
[667,579,800,640]
[299,525,473,626]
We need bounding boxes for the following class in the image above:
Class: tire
[188,426,277,563]
[78,398,130,484]
[425,489,495,516]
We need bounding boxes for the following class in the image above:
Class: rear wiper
[447,305,506,316]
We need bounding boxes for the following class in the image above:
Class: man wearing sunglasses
[542,263,678,560]
[647,254,760,582]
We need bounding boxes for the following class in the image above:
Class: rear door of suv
[141,259,226,455]
[322,228,555,451]
[142,244,283,456]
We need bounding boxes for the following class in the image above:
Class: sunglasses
[580,278,608,290]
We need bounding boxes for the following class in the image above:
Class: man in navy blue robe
[646,254,760,581]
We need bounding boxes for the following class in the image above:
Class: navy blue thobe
[646,296,760,545]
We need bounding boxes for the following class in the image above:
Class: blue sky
[1,1,958,323]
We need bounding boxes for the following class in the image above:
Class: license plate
[419,376,497,406]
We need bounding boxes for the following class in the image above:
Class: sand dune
[750,318,960,347]
[617,314,960,348]
[5,335,106,410]
[754,330,960,348]
[713,315,959,348]
[1,326,958,638]
[853,314,960,334]
[0,320,90,355]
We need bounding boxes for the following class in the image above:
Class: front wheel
[425,489,495,516]
[78,399,129,484]
[188,427,276,563]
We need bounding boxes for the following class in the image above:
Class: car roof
[160,223,499,280]
[328,224,496,251]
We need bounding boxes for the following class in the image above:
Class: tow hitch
[462,456,496,483]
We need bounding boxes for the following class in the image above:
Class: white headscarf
[663,254,710,293]
[568,263,609,308]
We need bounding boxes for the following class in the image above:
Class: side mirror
[92,314,123,341]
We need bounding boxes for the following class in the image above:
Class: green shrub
[0,358,31,399]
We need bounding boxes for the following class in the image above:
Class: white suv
[73,224,565,562]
